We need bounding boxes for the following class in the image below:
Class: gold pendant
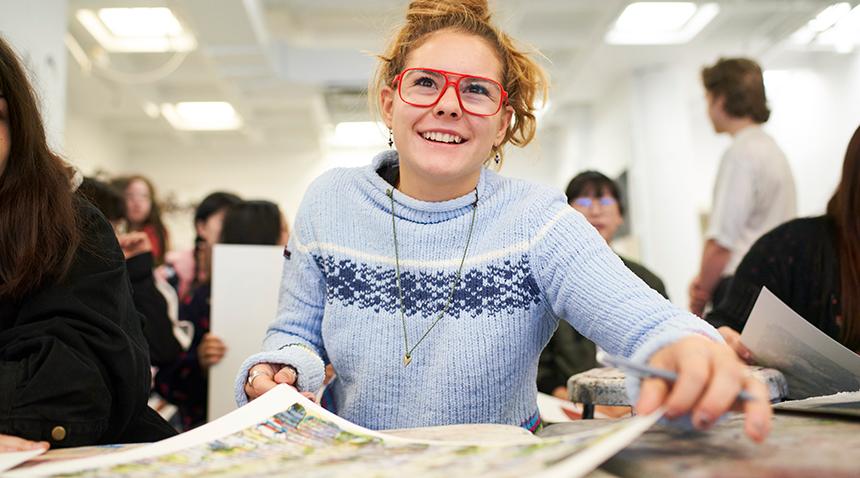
[403,354,412,366]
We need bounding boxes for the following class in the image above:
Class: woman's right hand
[243,363,316,402]
[0,434,49,452]
[718,326,754,363]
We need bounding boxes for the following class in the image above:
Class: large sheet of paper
[741,287,860,399]
[773,390,860,417]
[209,244,285,421]
[0,450,46,474]
[10,385,663,478]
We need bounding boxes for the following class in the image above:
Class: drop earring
[388,129,394,148]
[494,151,500,164]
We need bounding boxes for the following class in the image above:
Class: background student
[690,57,796,316]
[708,123,860,358]
[538,171,668,401]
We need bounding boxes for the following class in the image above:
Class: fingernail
[694,411,713,429]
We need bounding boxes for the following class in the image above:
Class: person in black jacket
[78,177,189,367]
[708,123,860,358]
[0,36,175,448]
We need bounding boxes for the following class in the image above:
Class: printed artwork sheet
[209,244,285,421]
[740,287,860,399]
[773,390,860,417]
[10,385,662,478]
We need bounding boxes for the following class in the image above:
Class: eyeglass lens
[572,197,617,208]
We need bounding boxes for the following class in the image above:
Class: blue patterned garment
[235,151,721,430]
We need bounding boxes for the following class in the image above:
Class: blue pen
[601,354,756,402]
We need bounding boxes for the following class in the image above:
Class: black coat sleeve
[706,224,791,332]
[0,201,174,447]
[125,252,182,366]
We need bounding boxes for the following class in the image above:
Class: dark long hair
[0,37,81,299]
[827,124,860,350]
[192,191,241,289]
[219,200,283,246]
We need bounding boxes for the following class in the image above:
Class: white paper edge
[0,449,47,474]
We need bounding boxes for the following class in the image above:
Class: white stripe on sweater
[294,207,575,269]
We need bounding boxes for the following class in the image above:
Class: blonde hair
[370,0,548,165]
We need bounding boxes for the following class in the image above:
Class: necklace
[386,187,478,366]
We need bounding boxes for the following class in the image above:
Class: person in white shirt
[690,58,796,317]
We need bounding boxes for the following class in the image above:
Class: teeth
[422,131,463,144]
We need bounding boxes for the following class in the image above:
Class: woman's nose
[433,84,462,118]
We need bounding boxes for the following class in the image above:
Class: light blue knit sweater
[235,151,721,430]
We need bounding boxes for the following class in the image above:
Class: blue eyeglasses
[571,197,618,209]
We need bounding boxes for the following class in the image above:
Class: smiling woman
[0,36,175,447]
[235,0,771,442]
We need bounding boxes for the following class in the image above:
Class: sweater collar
[363,150,494,224]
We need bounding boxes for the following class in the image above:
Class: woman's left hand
[635,335,772,442]
[0,434,49,452]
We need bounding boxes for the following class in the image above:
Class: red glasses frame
[392,67,509,117]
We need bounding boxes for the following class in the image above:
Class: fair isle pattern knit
[235,150,722,431]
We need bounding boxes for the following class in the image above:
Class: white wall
[0,0,68,150]
[63,113,128,175]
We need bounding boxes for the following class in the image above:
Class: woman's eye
[413,76,437,88]
[465,83,490,96]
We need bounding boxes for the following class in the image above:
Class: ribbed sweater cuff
[234,345,326,407]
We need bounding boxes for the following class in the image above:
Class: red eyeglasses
[393,67,508,117]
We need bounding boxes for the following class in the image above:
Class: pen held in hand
[601,354,757,402]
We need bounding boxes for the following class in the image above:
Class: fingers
[661,345,711,419]
[243,363,277,400]
[301,391,317,403]
[741,376,772,442]
[0,434,49,452]
[199,334,227,369]
[718,326,754,363]
[640,337,773,442]
[273,365,298,385]
[635,375,670,415]
[691,353,744,430]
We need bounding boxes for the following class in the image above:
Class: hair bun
[405,0,492,24]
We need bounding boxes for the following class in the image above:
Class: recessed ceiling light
[605,2,720,45]
[790,3,860,54]
[160,102,242,131]
[76,7,196,52]
[330,122,387,148]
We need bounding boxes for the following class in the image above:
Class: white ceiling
[65,0,839,159]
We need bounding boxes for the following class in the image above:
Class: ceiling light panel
[160,102,242,131]
[605,2,720,45]
[790,3,860,53]
[77,7,196,52]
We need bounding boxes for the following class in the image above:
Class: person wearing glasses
[236,0,771,441]
[538,171,668,403]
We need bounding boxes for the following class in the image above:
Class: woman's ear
[495,105,514,145]
[380,86,395,128]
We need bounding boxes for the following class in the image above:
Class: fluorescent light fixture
[330,122,387,148]
[160,102,242,131]
[789,3,860,53]
[76,8,196,52]
[605,2,720,45]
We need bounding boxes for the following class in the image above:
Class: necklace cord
[387,188,479,362]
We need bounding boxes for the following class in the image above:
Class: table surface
[541,410,860,478]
